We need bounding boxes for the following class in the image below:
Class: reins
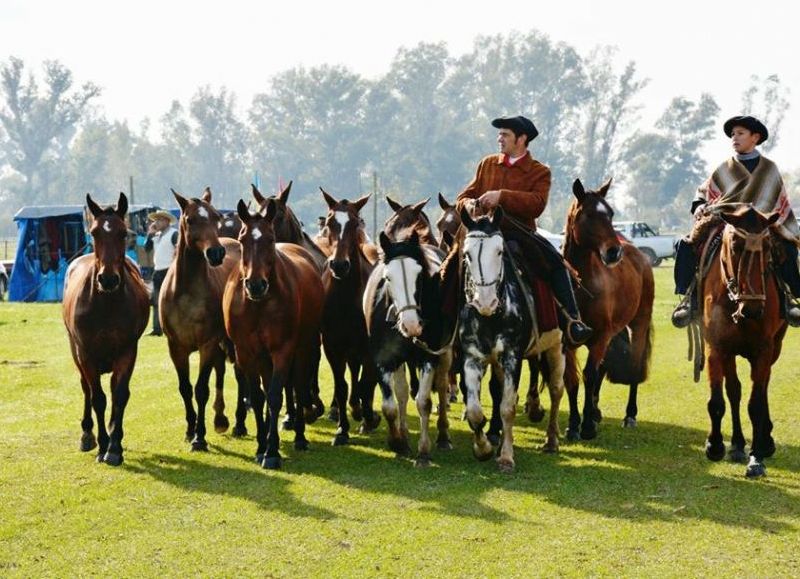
[720,226,771,316]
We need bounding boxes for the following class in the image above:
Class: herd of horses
[61,179,789,478]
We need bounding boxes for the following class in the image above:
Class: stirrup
[672,293,696,329]
[787,302,800,328]
[565,319,593,346]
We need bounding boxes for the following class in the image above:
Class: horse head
[320,188,370,280]
[384,195,436,245]
[459,205,506,316]
[173,187,226,266]
[251,181,303,243]
[719,205,781,322]
[218,209,243,239]
[435,192,460,248]
[86,192,129,293]
[237,198,278,301]
[569,178,623,267]
[379,229,430,338]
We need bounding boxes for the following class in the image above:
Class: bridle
[719,224,772,322]
[464,231,505,305]
[384,256,422,319]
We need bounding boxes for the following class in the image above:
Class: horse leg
[85,367,109,462]
[746,354,773,478]
[564,348,581,441]
[408,361,420,400]
[496,357,520,474]
[282,381,296,432]
[190,348,216,452]
[623,383,639,428]
[357,358,381,434]
[211,347,230,434]
[328,353,350,446]
[232,363,249,437]
[705,350,727,461]
[525,357,546,423]
[463,358,492,461]
[486,368,503,446]
[78,374,97,452]
[593,363,606,423]
[722,356,746,463]
[414,361,436,467]
[542,346,565,453]
[263,360,288,470]
[395,366,412,455]
[309,342,324,420]
[103,350,136,466]
[247,371,266,464]
[434,350,453,451]
[291,354,314,452]
[168,344,197,443]
[347,359,363,421]
[377,367,405,455]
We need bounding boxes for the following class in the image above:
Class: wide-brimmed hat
[147,210,176,223]
[723,115,768,145]
[491,115,539,143]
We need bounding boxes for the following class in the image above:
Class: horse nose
[97,272,120,292]
[479,297,499,316]
[604,246,623,265]
[330,259,350,278]
[244,278,268,299]
[403,319,423,337]
[205,246,226,266]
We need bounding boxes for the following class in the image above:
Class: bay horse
[62,193,149,465]
[701,206,786,478]
[563,178,654,440]
[224,198,324,469]
[319,190,382,444]
[385,195,438,246]
[458,207,565,472]
[435,192,460,252]
[160,188,248,451]
[363,230,453,466]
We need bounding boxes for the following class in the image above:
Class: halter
[464,231,505,304]
[719,224,772,322]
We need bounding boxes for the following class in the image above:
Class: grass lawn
[0,265,798,577]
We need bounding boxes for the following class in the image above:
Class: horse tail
[605,321,653,384]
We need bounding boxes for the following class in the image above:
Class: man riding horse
[672,115,800,328]
[448,115,593,347]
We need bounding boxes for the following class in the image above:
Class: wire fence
[1,238,15,261]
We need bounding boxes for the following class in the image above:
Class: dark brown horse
[385,195,438,245]
[435,192,460,252]
[160,188,248,451]
[701,206,787,478]
[62,193,149,466]
[224,198,324,469]
[563,178,654,440]
[319,190,381,444]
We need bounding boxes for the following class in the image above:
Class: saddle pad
[531,277,558,333]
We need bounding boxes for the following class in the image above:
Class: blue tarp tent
[9,203,159,302]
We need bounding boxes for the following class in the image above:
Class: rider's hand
[478,190,501,210]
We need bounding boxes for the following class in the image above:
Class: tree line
[0,30,791,236]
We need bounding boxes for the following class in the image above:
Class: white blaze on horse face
[102,220,112,233]
[334,211,349,232]
[464,233,504,316]
[445,214,454,224]
[251,227,262,241]
[385,257,423,337]
[595,200,609,215]
[198,207,209,219]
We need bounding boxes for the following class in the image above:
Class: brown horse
[385,195,438,245]
[563,178,654,440]
[224,198,324,469]
[701,206,786,478]
[62,193,149,466]
[160,188,248,451]
[319,190,382,444]
[435,192,460,252]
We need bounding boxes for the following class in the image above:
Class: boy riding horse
[672,115,800,328]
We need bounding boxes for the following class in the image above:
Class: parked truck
[613,221,677,266]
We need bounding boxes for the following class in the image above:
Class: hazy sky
[2,0,798,173]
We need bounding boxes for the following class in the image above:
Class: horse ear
[320,187,338,209]
[438,192,451,210]
[236,199,250,222]
[386,195,404,213]
[116,192,128,217]
[459,206,476,230]
[411,198,430,215]
[598,177,613,198]
[251,183,266,207]
[572,179,587,202]
[278,180,293,203]
[263,198,277,222]
[172,188,189,212]
[379,231,392,254]
[353,193,371,213]
[492,205,505,228]
[202,186,212,203]
[86,194,102,218]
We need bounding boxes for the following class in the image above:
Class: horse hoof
[184,431,195,443]
[232,424,248,438]
[565,428,581,442]
[281,417,295,431]
[332,433,349,447]
[262,456,282,470]
[214,415,230,434]
[388,437,411,456]
[314,402,325,419]
[593,408,603,423]
[103,452,123,467]
[436,439,453,451]
[580,426,597,441]
[255,453,265,464]
[728,448,748,464]
[473,444,494,462]
[294,439,309,451]
[764,438,776,458]
[541,442,559,454]
[79,433,97,452]
[486,432,501,446]
[350,405,363,422]
[622,417,637,428]
[497,459,515,474]
[190,439,209,452]
[359,415,381,434]
[746,458,766,479]
[327,407,339,422]
[527,407,546,423]
[414,454,432,468]
[705,440,725,462]
[95,452,106,463]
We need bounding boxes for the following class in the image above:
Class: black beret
[491,115,539,142]
[723,115,768,145]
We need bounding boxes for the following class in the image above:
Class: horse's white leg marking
[498,358,518,470]
[393,366,410,440]
[415,362,435,458]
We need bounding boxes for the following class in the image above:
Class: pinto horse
[62,193,149,466]
[224,198,324,469]
[458,207,565,472]
[563,179,654,440]
[363,230,453,466]
[701,206,787,478]
[319,190,382,444]
[160,188,248,451]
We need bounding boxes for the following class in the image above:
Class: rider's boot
[551,268,593,346]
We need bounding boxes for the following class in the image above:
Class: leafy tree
[740,73,790,153]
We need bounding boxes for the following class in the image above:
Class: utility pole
[372,171,378,242]
[129,176,135,205]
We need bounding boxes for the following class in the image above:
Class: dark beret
[491,115,539,142]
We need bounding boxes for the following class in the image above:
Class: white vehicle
[613,221,677,266]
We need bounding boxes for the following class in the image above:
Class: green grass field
[1,265,799,577]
